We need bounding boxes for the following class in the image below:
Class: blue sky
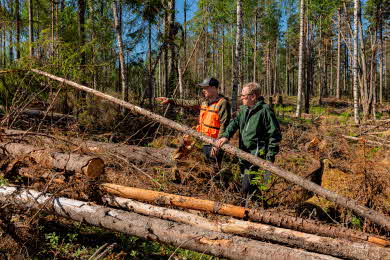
[175,0,198,25]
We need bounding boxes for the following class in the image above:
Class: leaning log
[0,142,104,177]
[101,183,390,246]
[103,195,390,260]
[0,186,339,260]
[2,129,175,166]
[30,69,390,230]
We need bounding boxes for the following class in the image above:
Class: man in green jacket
[215,82,282,198]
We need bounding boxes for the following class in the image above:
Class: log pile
[0,185,389,260]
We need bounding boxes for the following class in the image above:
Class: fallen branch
[103,195,390,260]
[0,186,338,260]
[342,135,390,148]
[100,183,389,246]
[0,142,104,177]
[30,69,390,230]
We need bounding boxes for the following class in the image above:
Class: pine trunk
[28,0,34,57]
[336,8,341,98]
[295,0,305,117]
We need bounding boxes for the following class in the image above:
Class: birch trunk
[232,0,243,113]
[112,0,128,102]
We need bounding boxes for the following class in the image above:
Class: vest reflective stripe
[196,98,224,139]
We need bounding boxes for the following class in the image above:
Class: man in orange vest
[156,77,231,171]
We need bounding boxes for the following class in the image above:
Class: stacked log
[0,186,340,260]
[2,129,175,166]
[101,183,390,247]
[0,142,104,177]
[103,195,390,260]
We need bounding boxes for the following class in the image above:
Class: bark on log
[0,106,75,121]
[81,140,175,166]
[0,142,104,177]
[3,129,175,166]
[0,186,339,260]
[30,69,390,230]
[101,183,390,247]
[103,195,390,260]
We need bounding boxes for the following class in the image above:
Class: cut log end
[82,158,105,177]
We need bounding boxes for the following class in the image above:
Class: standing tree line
[0,0,388,120]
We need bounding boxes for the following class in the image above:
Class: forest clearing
[0,0,389,259]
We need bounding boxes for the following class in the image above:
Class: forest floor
[0,96,389,259]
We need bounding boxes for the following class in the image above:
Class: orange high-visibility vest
[196,98,225,139]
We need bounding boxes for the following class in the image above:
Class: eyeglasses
[239,93,254,98]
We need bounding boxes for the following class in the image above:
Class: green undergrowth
[30,218,218,260]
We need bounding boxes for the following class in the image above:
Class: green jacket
[169,95,231,139]
[221,99,282,161]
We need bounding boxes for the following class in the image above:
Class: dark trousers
[240,156,274,198]
[202,144,224,172]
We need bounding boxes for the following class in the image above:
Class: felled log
[0,106,75,121]
[81,140,175,166]
[103,195,390,260]
[0,186,339,260]
[342,135,390,148]
[0,142,104,177]
[101,183,390,247]
[2,129,175,166]
[31,69,390,230]
[101,183,246,218]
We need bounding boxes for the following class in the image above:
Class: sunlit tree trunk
[78,0,86,66]
[353,0,360,124]
[232,0,242,113]
[253,8,258,82]
[28,0,34,57]
[221,26,225,94]
[336,8,341,99]
[112,0,128,102]
[295,0,305,117]
[183,0,187,64]
[15,0,20,59]
[8,0,13,63]
[88,0,97,89]
[378,5,383,104]
[167,0,176,96]
[148,22,153,104]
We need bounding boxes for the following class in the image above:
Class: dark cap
[198,77,219,88]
